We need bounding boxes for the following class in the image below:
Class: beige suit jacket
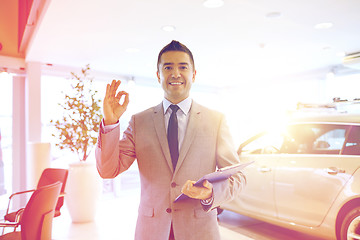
[96,101,245,240]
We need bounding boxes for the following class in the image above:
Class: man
[96,40,246,240]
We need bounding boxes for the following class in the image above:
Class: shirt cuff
[200,195,214,206]
[101,119,119,134]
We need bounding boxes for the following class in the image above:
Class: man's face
[157,51,196,104]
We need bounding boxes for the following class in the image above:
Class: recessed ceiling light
[203,0,224,8]
[322,45,332,51]
[336,51,346,57]
[265,12,282,19]
[161,25,176,32]
[314,22,333,29]
[125,48,140,53]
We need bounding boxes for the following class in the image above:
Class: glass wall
[0,72,13,211]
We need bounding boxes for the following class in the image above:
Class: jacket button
[171,182,177,188]
[166,208,172,213]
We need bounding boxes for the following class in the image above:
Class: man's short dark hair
[157,40,195,71]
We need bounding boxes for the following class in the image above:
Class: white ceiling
[26,0,360,88]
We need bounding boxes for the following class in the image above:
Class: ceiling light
[336,51,345,57]
[265,12,282,19]
[322,45,332,51]
[125,48,140,53]
[203,0,224,8]
[161,25,176,32]
[314,22,333,29]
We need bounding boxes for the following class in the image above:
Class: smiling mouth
[169,82,183,85]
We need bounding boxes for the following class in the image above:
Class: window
[0,72,13,211]
[315,128,346,151]
[281,124,347,154]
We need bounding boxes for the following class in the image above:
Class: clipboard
[174,161,254,202]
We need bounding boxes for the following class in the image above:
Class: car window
[281,124,347,154]
[315,128,346,149]
[342,125,360,155]
[241,124,353,155]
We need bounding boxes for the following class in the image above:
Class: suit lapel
[152,103,174,172]
[174,102,201,175]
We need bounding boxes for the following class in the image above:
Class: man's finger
[202,180,212,189]
[115,91,129,103]
[122,92,130,108]
[110,80,120,97]
[114,80,121,91]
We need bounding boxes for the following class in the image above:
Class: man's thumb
[203,180,212,189]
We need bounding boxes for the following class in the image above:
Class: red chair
[3,168,68,223]
[0,181,62,240]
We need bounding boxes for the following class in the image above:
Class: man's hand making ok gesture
[103,80,129,126]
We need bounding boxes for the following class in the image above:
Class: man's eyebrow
[163,62,189,66]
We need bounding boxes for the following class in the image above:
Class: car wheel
[340,206,360,240]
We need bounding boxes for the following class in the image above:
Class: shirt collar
[163,97,192,115]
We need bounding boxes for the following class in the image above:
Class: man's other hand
[103,80,129,125]
[181,180,213,200]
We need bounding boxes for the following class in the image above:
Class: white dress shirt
[162,97,192,151]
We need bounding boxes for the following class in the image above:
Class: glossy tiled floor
[52,188,139,240]
[1,167,325,240]
[51,166,257,240]
[52,188,255,240]
[51,171,325,240]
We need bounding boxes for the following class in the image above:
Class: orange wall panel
[0,0,23,58]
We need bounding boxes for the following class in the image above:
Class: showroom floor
[52,189,255,240]
[51,194,325,240]
[50,169,326,240]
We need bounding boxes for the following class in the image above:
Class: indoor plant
[51,64,103,222]
[51,64,102,161]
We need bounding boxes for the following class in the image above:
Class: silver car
[220,114,360,240]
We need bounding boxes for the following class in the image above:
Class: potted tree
[51,64,103,223]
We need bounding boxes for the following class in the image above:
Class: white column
[12,75,27,208]
[26,62,50,189]
[26,61,42,142]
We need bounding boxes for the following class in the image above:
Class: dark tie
[168,105,179,170]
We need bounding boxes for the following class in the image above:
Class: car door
[275,123,353,227]
[234,131,283,218]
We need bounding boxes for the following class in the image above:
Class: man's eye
[180,66,188,70]
[164,66,172,70]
